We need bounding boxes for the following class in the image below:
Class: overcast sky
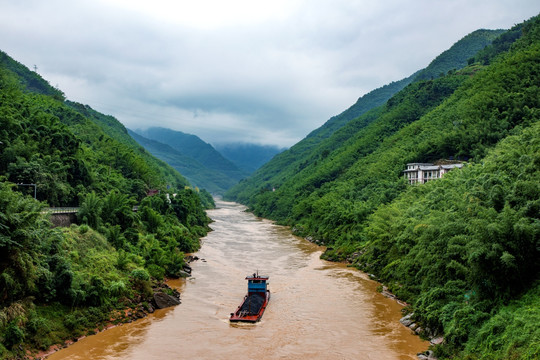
[1,1,539,147]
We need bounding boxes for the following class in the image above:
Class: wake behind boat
[230,272,270,322]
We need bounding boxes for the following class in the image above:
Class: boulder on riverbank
[153,292,181,309]
[177,270,191,278]
[400,313,444,359]
[417,350,437,360]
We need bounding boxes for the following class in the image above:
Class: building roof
[419,165,440,171]
[407,163,434,166]
[441,164,464,170]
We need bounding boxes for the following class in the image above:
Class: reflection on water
[48,200,426,359]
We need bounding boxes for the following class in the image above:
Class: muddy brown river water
[48,200,427,359]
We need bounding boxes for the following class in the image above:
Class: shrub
[26,316,50,336]
[116,249,130,270]
[107,225,126,249]
[108,280,127,298]
[146,264,165,281]
[63,311,88,331]
[78,224,89,234]
[83,275,108,306]
[130,268,150,282]
[4,322,25,348]
[26,315,53,350]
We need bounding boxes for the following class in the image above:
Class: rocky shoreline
[31,258,198,360]
[398,312,444,360]
[32,282,182,360]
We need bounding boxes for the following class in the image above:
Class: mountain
[128,129,241,194]
[0,50,65,100]
[213,143,285,173]
[0,50,198,200]
[225,16,540,359]
[283,29,505,163]
[226,27,505,206]
[0,49,213,358]
[133,127,247,193]
[414,28,505,81]
[306,72,419,145]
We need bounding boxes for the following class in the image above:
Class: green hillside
[226,28,505,204]
[0,51,212,358]
[306,72,418,143]
[134,127,247,193]
[414,29,505,81]
[0,51,65,100]
[225,15,540,359]
[128,129,239,194]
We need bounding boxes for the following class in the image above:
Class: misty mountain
[306,28,504,147]
[214,143,285,173]
[131,127,247,194]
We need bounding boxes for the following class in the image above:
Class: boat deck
[230,290,270,322]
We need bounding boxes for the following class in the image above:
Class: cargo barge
[230,272,270,322]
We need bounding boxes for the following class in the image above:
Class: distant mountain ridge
[128,129,243,194]
[131,127,248,194]
[214,143,285,173]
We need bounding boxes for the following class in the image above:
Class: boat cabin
[246,273,269,294]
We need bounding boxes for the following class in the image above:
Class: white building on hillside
[404,162,463,185]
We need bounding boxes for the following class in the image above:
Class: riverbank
[27,276,186,360]
[300,231,437,359]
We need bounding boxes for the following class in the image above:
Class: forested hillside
[132,127,247,194]
[414,29,505,81]
[129,129,239,194]
[227,28,505,202]
[0,52,213,358]
[225,15,540,359]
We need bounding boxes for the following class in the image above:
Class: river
[48,200,427,359]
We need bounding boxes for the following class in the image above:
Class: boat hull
[229,290,270,322]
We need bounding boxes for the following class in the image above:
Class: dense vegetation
[0,52,213,358]
[132,127,247,194]
[226,15,540,358]
[361,123,539,358]
[0,51,65,100]
[128,129,240,195]
[415,29,505,81]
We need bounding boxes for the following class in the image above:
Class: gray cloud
[1,0,539,147]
